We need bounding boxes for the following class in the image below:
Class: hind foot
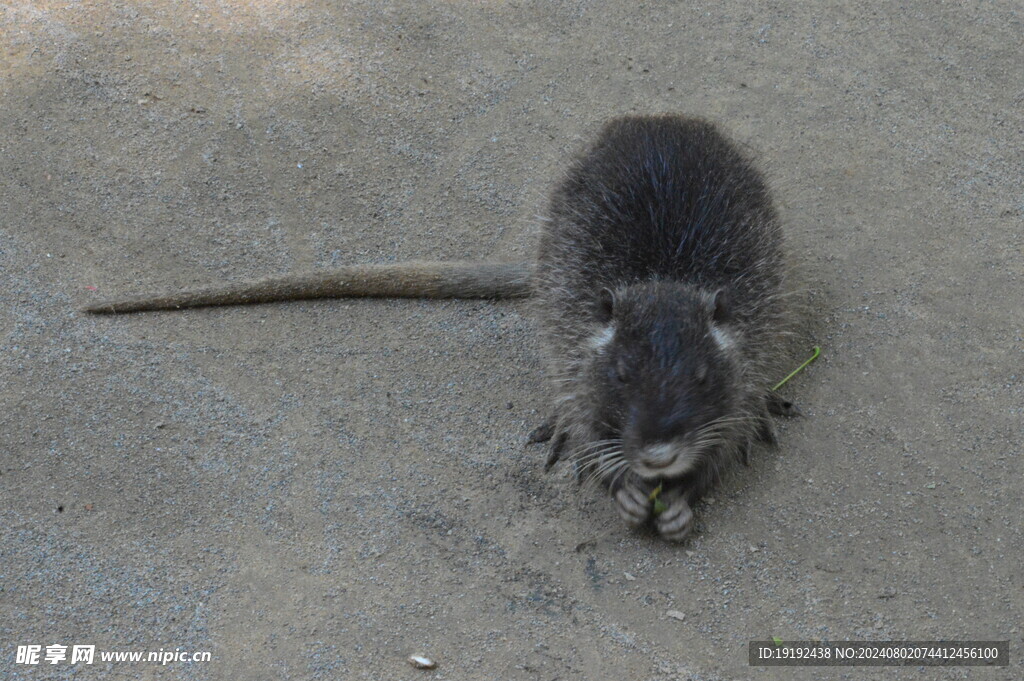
[527,420,568,471]
[767,391,801,418]
[528,421,554,443]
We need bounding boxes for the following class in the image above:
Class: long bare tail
[84,261,534,314]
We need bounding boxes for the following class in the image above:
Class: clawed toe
[527,420,568,472]
[544,431,568,471]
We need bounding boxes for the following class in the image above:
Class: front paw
[613,482,652,528]
[655,494,694,542]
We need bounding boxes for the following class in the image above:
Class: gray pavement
[1,2,1021,679]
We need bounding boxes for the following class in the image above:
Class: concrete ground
[1,1,1021,679]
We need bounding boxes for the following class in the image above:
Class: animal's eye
[614,357,630,384]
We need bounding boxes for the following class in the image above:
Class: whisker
[591,454,626,479]
[573,438,623,457]
[574,445,620,461]
[579,451,626,490]
[575,449,622,467]
[607,461,631,492]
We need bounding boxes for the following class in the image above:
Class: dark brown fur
[532,115,789,540]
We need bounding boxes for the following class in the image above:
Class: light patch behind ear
[588,324,616,351]
[702,287,736,350]
[710,324,736,351]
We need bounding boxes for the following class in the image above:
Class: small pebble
[623,572,636,581]
[666,610,686,621]
[408,655,436,669]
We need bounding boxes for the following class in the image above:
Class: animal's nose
[639,443,677,468]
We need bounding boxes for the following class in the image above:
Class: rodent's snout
[638,443,677,469]
[631,441,699,479]
[620,391,708,478]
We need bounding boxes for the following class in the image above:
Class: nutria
[85,114,795,541]
[531,115,791,540]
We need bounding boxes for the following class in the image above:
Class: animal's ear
[707,288,729,324]
[596,288,615,323]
